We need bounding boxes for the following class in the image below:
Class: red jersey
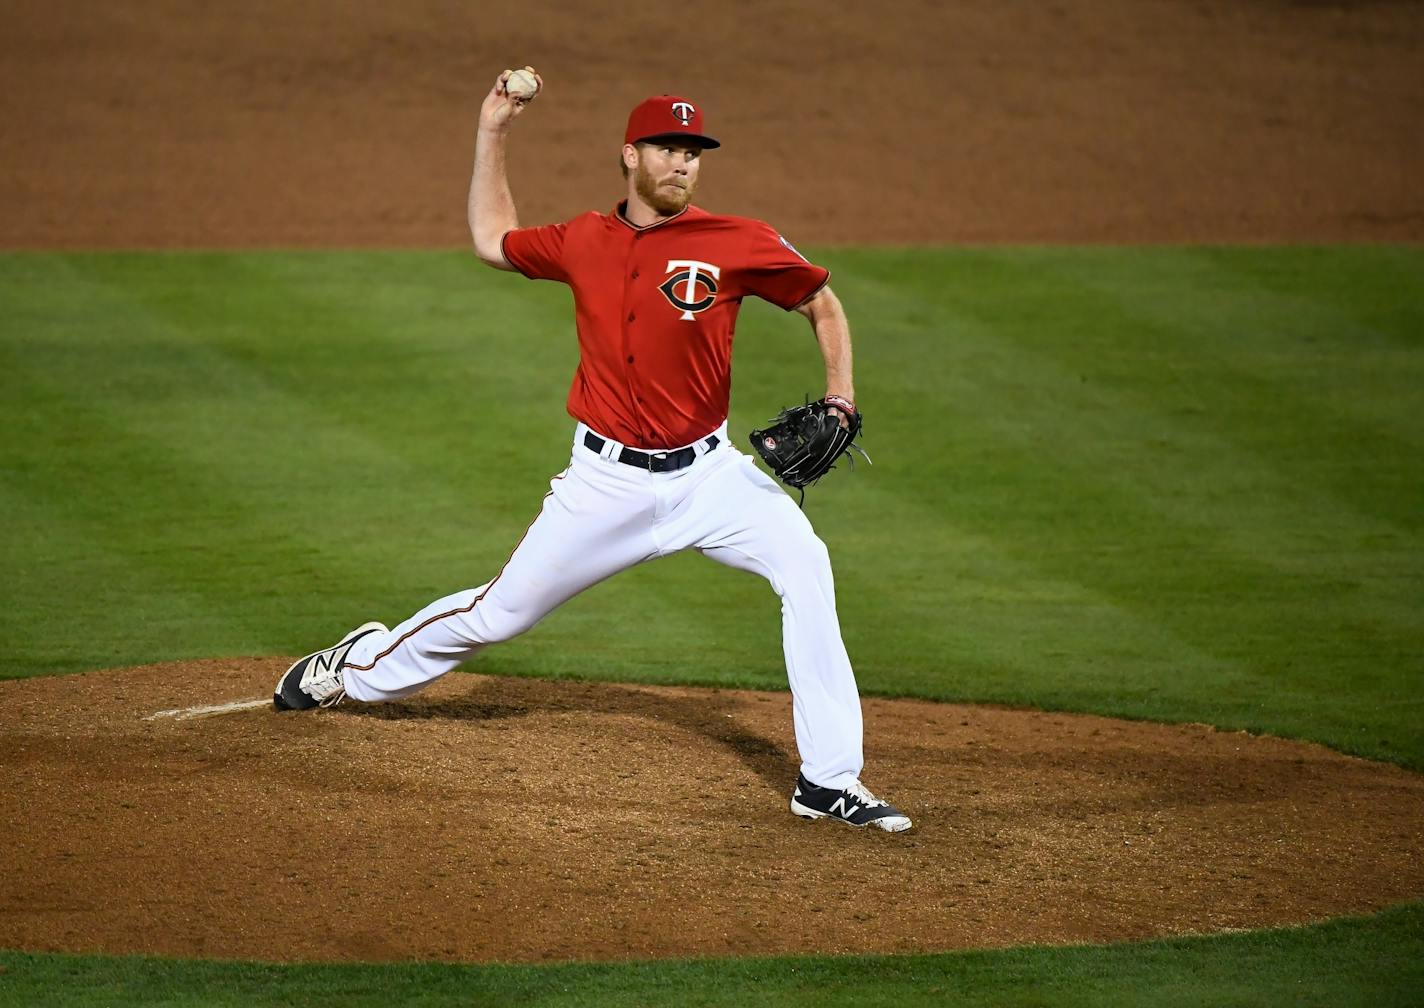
[501,203,829,449]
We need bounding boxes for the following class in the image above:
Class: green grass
[2,903,1421,1007]
[2,247,1419,766]
[1,246,1421,1004]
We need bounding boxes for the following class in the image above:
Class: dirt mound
[2,659,1420,964]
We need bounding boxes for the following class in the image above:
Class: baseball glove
[748,394,867,500]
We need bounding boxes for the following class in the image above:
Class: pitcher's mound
[2,659,1421,963]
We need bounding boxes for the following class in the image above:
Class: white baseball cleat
[272,622,387,711]
[790,774,913,832]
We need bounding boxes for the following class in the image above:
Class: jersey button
[631,270,640,279]
[626,355,635,364]
[627,312,635,322]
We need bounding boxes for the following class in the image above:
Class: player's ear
[621,143,639,175]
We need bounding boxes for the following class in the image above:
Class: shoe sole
[790,796,913,833]
[273,621,387,711]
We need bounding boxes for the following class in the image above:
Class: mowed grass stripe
[981,247,1424,531]
[0,253,788,677]
[1,255,531,666]
[816,246,1422,764]
[1,248,1420,772]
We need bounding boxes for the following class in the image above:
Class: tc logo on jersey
[660,259,721,321]
[671,101,696,125]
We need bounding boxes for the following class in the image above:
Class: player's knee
[467,606,539,645]
[803,533,833,574]
[767,530,834,587]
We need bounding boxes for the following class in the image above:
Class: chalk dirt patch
[2,660,1420,964]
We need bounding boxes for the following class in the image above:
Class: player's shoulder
[512,210,605,237]
[566,209,613,232]
[682,209,816,265]
[678,207,777,235]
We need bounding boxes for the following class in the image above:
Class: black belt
[583,431,720,472]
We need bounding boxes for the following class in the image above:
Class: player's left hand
[749,397,867,499]
[824,393,856,429]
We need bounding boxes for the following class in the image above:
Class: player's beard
[634,161,696,215]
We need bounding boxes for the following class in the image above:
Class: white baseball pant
[342,421,865,789]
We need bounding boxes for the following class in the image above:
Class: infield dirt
[2,0,1421,247]
[2,0,1422,966]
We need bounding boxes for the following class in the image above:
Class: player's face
[630,141,702,215]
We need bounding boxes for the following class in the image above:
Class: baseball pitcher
[274,68,911,832]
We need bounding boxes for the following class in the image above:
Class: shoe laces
[299,648,348,703]
[846,779,888,808]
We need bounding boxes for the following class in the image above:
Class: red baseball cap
[624,95,720,149]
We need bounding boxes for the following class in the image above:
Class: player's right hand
[480,69,541,131]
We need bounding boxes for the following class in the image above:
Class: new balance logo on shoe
[789,773,913,833]
[273,622,388,712]
[830,797,861,818]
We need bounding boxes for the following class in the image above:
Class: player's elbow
[795,284,839,321]
[472,229,514,271]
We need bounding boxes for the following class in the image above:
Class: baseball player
[275,69,911,833]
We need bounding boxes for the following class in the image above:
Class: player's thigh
[481,461,658,626]
[691,454,832,590]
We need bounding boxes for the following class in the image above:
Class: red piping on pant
[345,474,565,673]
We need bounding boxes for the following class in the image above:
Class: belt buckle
[649,450,669,471]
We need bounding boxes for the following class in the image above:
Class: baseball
[504,67,540,102]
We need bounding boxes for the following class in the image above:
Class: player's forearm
[469,126,519,267]
[803,288,855,403]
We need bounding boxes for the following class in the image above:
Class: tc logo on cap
[625,95,720,148]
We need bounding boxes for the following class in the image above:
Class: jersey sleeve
[501,222,570,282]
[738,222,830,310]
